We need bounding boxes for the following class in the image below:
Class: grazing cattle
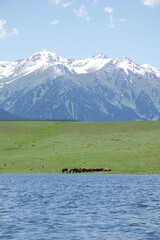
[62,168,68,173]
[72,168,80,173]
[95,168,104,172]
[103,168,111,171]
[67,167,111,173]
[87,168,94,172]
[99,168,104,171]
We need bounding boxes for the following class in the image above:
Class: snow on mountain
[0,61,18,80]
[112,57,145,76]
[0,50,72,87]
[9,49,70,78]
[111,57,160,77]
[0,61,20,88]
[69,53,112,74]
[1,50,160,121]
[0,51,113,84]
[141,64,160,78]
[0,50,160,89]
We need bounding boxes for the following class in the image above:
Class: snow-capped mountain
[0,50,71,87]
[0,50,112,83]
[69,53,112,74]
[1,50,160,84]
[0,61,18,80]
[0,50,160,121]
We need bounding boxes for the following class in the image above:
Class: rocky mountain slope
[0,50,160,121]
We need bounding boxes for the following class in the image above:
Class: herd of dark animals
[62,168,111,173]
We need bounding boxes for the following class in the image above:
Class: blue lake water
[0,174,160,240]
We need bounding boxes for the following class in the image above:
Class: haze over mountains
[0,107,15,120]
[0,50,160,121]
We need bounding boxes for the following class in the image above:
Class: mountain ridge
[1,50,160,83]
[0,50,160,121]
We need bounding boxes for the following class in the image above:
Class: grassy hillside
[0,121,160,173]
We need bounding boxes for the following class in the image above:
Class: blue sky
[0,0,160,68]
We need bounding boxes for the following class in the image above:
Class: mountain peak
[92,53,107,59]
[28,50,69,66]
[31,49,57,58]
[141,64,160,77]
[118,56,132,63]
[40,49,48,53]
[1,51,160,82]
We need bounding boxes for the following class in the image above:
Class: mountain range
[0,49,160,121]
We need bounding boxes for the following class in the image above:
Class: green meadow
[0,121,160,174]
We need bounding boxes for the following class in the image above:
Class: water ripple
[0,174,160,239]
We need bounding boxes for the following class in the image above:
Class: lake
[0,174,160,240]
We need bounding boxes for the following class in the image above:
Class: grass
[0,121,160,174]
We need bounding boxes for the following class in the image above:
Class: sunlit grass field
[0,121,160,173]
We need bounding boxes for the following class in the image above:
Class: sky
[0,0,160,68]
